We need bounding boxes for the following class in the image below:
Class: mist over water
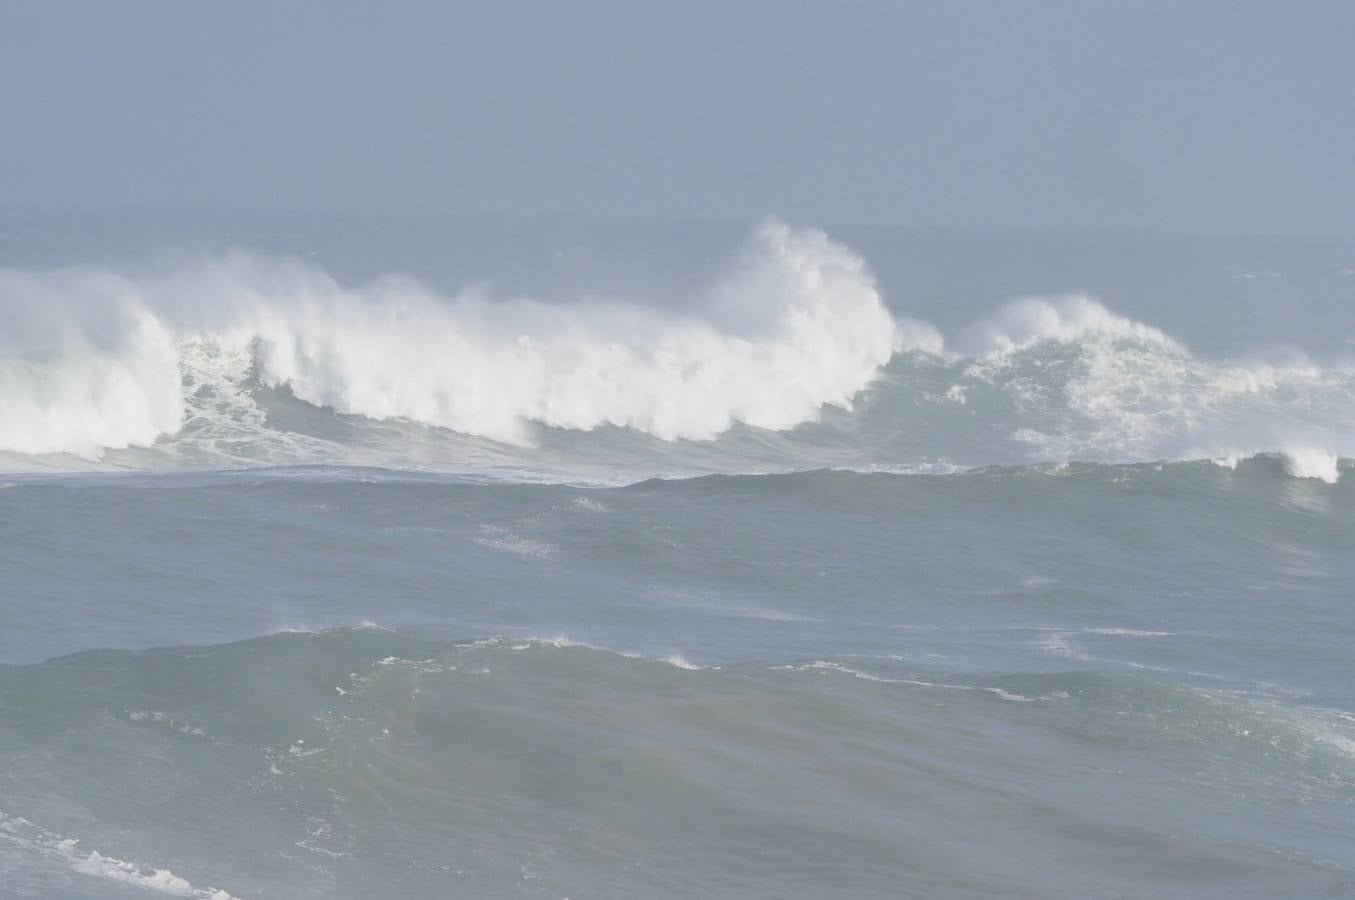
[2,213,1353,898]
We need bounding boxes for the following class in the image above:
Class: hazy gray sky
[2,1,1351,235]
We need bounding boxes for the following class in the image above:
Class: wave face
[1,220,1351,480]
[3,628,1352,899]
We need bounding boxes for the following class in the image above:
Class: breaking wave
[0,221,920,451]
[1,221,1352,479]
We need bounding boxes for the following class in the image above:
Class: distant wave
[1,220,1352,478]
[930,294,1355,480]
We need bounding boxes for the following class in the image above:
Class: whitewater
[2,219,1352,482]
[1,214,1353,898]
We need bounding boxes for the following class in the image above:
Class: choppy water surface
[1,214,1353,897]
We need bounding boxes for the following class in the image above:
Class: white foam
[777,663,1055,702]
[1036,633,1090,661]
[1083,628,1174,637]
[956,295,1355,466]
[5,235,1353,475]
[0,811,238,900]
[0,269,184,456]
[783,660,898,682]
[1281,445,1341,483]
[957,294,1183,359]
[523,635,586,649]
[473,525,557,559]
[63,844,240,898]
[500,635,715,670]
[0,220,906,457]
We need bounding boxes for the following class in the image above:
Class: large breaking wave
[1,220,1351,479]
[0,222,923,451]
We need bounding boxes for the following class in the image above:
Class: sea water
[0,210,1352,897]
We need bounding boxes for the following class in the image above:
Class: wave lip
[956,293,1184,359]
[1281,444,1342,483]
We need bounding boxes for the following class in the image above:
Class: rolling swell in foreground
[1,220,1353,897]
[4,626,1353,899]
[2,462,1353,898]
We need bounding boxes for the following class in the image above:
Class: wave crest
[0,221,902,454]
[1,224,1352,476]
[958,294,1183,359]
[0,269,183,457]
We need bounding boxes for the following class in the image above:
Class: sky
[1,0,1351,236]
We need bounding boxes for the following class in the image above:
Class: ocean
[0,210,1352,898]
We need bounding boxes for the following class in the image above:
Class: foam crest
[63,844,239,899]
[248,221,904,443]
[958,294,1183,359]
[0,221,903,455]
[0,810,239,900]
[953,296,1355,468]
[0,268,184,457]
[1281,445,1341,483]
[2,230,1353,475]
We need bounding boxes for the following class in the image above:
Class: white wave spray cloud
[0,222,1351,479]
[0,220,934,456]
